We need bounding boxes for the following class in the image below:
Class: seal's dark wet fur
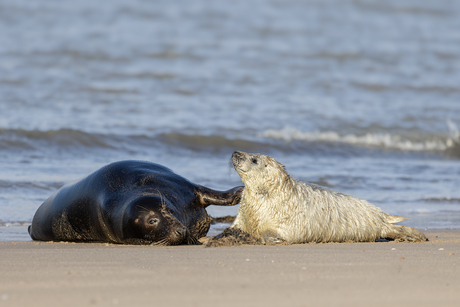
[29,160,243,245]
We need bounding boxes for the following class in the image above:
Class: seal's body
[29,160,243,245]
[230,151,427,243]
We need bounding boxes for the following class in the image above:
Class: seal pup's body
[230,151,427,243]
[29,160,243,245]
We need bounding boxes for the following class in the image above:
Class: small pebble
[391,248,396,250]
[439,248,444,251]
[245,259,250,261]
[449,253,454,256]
[400,257,405,260]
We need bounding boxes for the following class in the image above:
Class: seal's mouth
[150,226,191,246]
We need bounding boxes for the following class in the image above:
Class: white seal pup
[230,151,427,243]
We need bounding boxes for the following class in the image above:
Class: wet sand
[1,229,459,307]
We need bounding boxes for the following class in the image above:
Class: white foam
[260,127,454,152]
[447,119,459,147]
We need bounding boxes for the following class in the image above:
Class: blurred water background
[1,0,460,241]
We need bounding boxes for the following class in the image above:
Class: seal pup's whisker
[228,155,240,178]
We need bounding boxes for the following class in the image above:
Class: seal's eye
[148,218,159,225]
[251,158,258,164]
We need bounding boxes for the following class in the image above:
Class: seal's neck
[243,171,294,199]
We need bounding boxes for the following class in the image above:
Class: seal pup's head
[231,151,290,190]
[123,196,192,245]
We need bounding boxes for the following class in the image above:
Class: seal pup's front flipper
[195,186,244,208]
[260,229,286,244]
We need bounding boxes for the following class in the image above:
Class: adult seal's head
[29,160,243,245]
[121,195,191,245]
[230,151,427,243]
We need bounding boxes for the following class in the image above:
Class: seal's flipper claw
[196,186,244,208]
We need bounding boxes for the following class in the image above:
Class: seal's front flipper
[196,186,244,208]
[260,229,286,244]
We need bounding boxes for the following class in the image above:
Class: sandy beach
[0,229,459,307]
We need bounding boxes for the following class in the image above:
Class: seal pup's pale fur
[230,151,427,243]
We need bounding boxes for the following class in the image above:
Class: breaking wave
[1,125,459,157]
[260,126,460,154]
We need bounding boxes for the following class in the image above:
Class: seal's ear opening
[265,156,287,172]
[265,156,285,168]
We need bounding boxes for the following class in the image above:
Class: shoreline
[2,223,460,242]
[1,230,459,306]
[0,222,233,242]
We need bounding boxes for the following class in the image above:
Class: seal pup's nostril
[232,151,246,163]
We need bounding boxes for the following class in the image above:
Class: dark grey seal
[28,160,243,245]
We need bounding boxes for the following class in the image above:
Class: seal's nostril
[232,151,244,160]
[176,227,187,238]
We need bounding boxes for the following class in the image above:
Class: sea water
[1,0,459,241]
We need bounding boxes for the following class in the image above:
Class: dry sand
[1,229,459,307]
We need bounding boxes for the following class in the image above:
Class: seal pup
[29,160,243,245]
[230,151,427,243]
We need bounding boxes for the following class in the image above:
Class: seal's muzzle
[232,151,246,167]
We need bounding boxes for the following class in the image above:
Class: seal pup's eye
[148,218,159,225]
[251,158,258,164]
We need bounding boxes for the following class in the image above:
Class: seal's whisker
[155,190,168,207]
[228,156,239,178]
[152,238,169,246]
[136,205,151,213]
[187,235,199,245]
